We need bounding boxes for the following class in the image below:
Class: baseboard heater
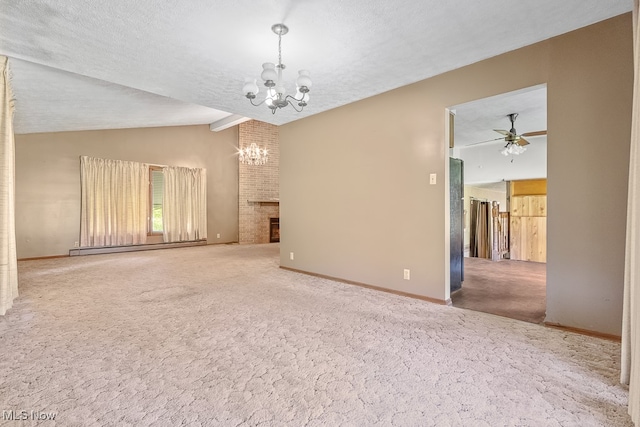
[69,240,207,256]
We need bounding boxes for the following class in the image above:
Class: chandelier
[239,142,268,165]
[500,141,527,156]
[242,23,312,114]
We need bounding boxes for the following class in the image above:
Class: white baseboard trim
[69,240,207,256]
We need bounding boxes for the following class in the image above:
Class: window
[81,157,205,245]
[149,167,164,234]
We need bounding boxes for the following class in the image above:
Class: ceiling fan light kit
[468,112,547,157]
[243,23,312,114]
[501,142,527,156]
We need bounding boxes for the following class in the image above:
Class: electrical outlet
[216,233,220,239]
[290,252,294,260]
[403,269,410,280]
[74,241,79,248]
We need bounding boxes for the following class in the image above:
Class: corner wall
[15,124,239,258]
[545,17,633,333]
[279,14,633,335]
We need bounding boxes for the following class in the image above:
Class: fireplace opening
[270,217,280,243]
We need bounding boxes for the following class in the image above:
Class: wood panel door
[510,195,547,262]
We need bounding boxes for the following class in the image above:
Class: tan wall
[238,120,279,244]
[15,124,239,258]
[280,14,632,335]
[546,16,632,335]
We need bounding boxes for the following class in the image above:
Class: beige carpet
[0,244,631,426]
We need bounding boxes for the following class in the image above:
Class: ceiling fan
[469,113,547,156]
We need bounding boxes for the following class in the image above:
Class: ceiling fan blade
[466,137,505,147]
[494,129,510,136]
[521,130,547,137]
[517,137,530,146]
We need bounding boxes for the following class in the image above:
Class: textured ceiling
[0,0,631,134]
[452,85,547,148]
[9,60,232,134]
[452,85,548,185]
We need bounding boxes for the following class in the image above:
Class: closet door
[510,195,547,262]
[450,158,464,292]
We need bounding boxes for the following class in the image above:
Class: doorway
[447,84,548,324]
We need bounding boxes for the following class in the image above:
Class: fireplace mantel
[247,199,280,204]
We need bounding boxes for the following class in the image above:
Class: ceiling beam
[209,114,251,132]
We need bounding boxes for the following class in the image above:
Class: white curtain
[0,56,18,315]
[80,156,149,247]
[622,1,640,424]
[162,166,207,243]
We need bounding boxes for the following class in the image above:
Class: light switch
[430,173,437,185]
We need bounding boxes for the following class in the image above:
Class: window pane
[151,170,164,233]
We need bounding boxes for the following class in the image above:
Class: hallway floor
[451,257,546,324]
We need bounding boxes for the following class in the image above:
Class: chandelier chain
[278,32,282,68]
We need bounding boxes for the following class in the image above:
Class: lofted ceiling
[0,0,631,134]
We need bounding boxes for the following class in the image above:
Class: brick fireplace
[238,120,280,244]
[270,218,280,242]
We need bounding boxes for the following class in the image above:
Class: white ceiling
[0,0,631,134]
[9,60,232,134]
[452,85,547,148]
[452,85,547,185]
